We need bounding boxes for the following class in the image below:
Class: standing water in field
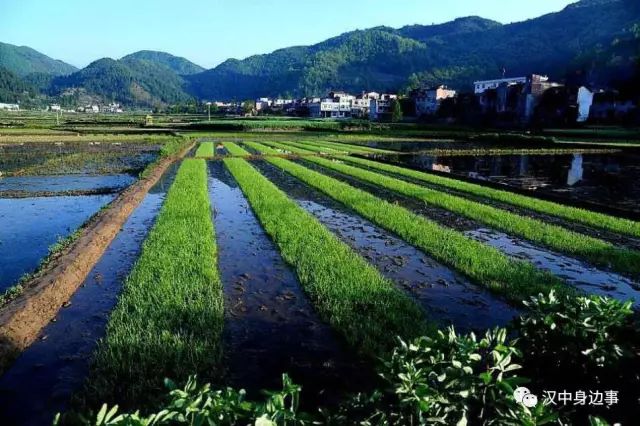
[208,161,370,407]
[0,163,180,426]
[467,228,640,307]
[0,174,135,193]
[254,161,520,332]
[0,195,115,292]
[375,151,640,216]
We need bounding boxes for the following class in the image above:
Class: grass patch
[300,156,640,278]
[83,159,223,409]
[223,156,427,356]
[338,155,640,239]
[244,141,571,304]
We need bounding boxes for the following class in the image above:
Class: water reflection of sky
[389,152,640,213]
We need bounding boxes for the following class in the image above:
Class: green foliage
[244,141,569,304]
[189,0,640,99]
[0,66,36,103]
[120,51,204,75]
[0,284,24,307]
[390,99,403,123]
[337,154,640,238]
[83,159,223,409]
[139,137,190,179]
[50,57,192,108]
[224,156,427,355]
[338,328,557,425]
[60,374,314,426]
[66,326,561,426]
[516,291,635,370]
[301,155,640,277]
[0,41,77,77]
[194,141,215,157]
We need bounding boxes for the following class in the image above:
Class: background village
[0,73,637,127]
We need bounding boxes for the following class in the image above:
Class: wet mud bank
[208,161,372,407]
[0,141,194,374]
[0,169,177,426]
[254,161,520,332]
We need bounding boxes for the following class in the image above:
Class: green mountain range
[0,42,77,77]
[0,0,638,107]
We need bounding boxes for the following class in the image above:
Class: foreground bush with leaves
[62,292,635,425]
[332,327,557,425]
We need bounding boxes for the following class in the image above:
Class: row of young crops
[64,141,640,425]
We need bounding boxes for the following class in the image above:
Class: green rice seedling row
[194,141,215,157]
[223,156,427,355]
[84,159,224,408]
[300,156,640,277]
[245,141,571,304]
[337,155,640,239]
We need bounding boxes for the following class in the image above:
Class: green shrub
[516,291,635,370]
[334,328,557,425]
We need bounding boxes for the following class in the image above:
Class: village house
[589,90,638,123]
[412,85,457,116]
[0,103,20,111]
[369,94,398,121]
[309,92,355,118]
[474,76,528,95]
[475,74,562,123]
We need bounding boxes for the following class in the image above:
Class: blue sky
[1,0,576,69]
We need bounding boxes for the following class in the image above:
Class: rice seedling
[223,156,427,356]
[301,156,640,278]
[294,139,394,154]
[245,141,571,304]
[84,159,223,408]
[222,141,252,156]
[195,141,215,157]
[338,155,640,239]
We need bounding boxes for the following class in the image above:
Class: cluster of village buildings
[48,103,124,114]
[1,73,636,125]
[254,92,400,121]
[246,74,638,125]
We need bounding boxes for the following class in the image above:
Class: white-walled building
[577,86,594,122]
[414,86,457,116]
[0,103,19,111]
[474,77,528,94]
[369,94,398,121]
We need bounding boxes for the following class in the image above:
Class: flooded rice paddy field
[1,137,640,423]
[0,140,160,294]
[375,151,640,216]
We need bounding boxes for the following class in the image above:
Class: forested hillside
[0,0,637,106]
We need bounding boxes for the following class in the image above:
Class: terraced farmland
[1,135,639,425]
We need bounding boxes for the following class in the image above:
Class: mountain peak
[0,42,77,77]
[121,50,204,75]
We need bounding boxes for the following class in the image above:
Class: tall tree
[391,99,403,122]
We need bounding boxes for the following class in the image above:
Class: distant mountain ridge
[0,42,77,77]
[0,0,637,106]
[188,0,639,100]
[120,50,204,75]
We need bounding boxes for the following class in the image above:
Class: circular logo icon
[513,387,530,404]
